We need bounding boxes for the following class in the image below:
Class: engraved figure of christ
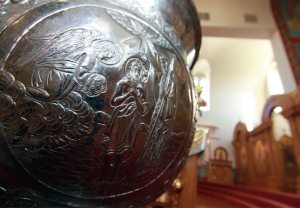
[97,57,150,182]
[126,51,176,180]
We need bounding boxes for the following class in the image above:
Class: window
[267,62,284,95]
[192,59,211,112]
[194,77,210,111]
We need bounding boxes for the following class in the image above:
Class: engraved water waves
[0,11,187,196]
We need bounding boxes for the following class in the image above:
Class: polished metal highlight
[0,0,201,206]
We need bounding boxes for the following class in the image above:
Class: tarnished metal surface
[0,0,201,206]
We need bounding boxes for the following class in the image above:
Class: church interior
[148,0,300,207]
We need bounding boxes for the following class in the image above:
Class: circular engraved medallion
[94,40,123,65]
[0,0,200,206]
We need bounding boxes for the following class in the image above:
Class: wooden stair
[198,181,300,208]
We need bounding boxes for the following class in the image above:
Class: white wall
[194,0,297,93]
[196,37,275,167]
[195,0,276,28]
[194,0,277,39]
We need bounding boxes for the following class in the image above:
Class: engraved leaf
[139,39,147,54]
[145,39,157,56]
[106,9,136,34]
[130,19,145,35]
[107,8,169,54]
[124,37,140,48]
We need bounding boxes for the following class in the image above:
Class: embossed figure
[0,28,123,150]
[12,28,122,100]
[0,0,200,205]
[127,50,177,179]
[99,57,149,183]
[147,50,176,161]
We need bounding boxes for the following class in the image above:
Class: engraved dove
[107,9,170,56]
[114,0,181,47]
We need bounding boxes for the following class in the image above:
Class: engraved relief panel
[0,1,195,206]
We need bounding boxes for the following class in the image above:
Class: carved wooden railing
[232,86,300,193]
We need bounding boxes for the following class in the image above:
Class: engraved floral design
[107,9,172,56]
[122,19,159,55]
[115,0,181,47]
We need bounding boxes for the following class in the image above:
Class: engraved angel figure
[99,57,150,183]
[12,28,122,101]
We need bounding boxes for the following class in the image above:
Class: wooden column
[285,107,300,193]
[247,137,256,186]
[288,115,300,193]
[232,122,250,185]
[247,121,280,191]
[175,154,198,208]
[279,88,300,193]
